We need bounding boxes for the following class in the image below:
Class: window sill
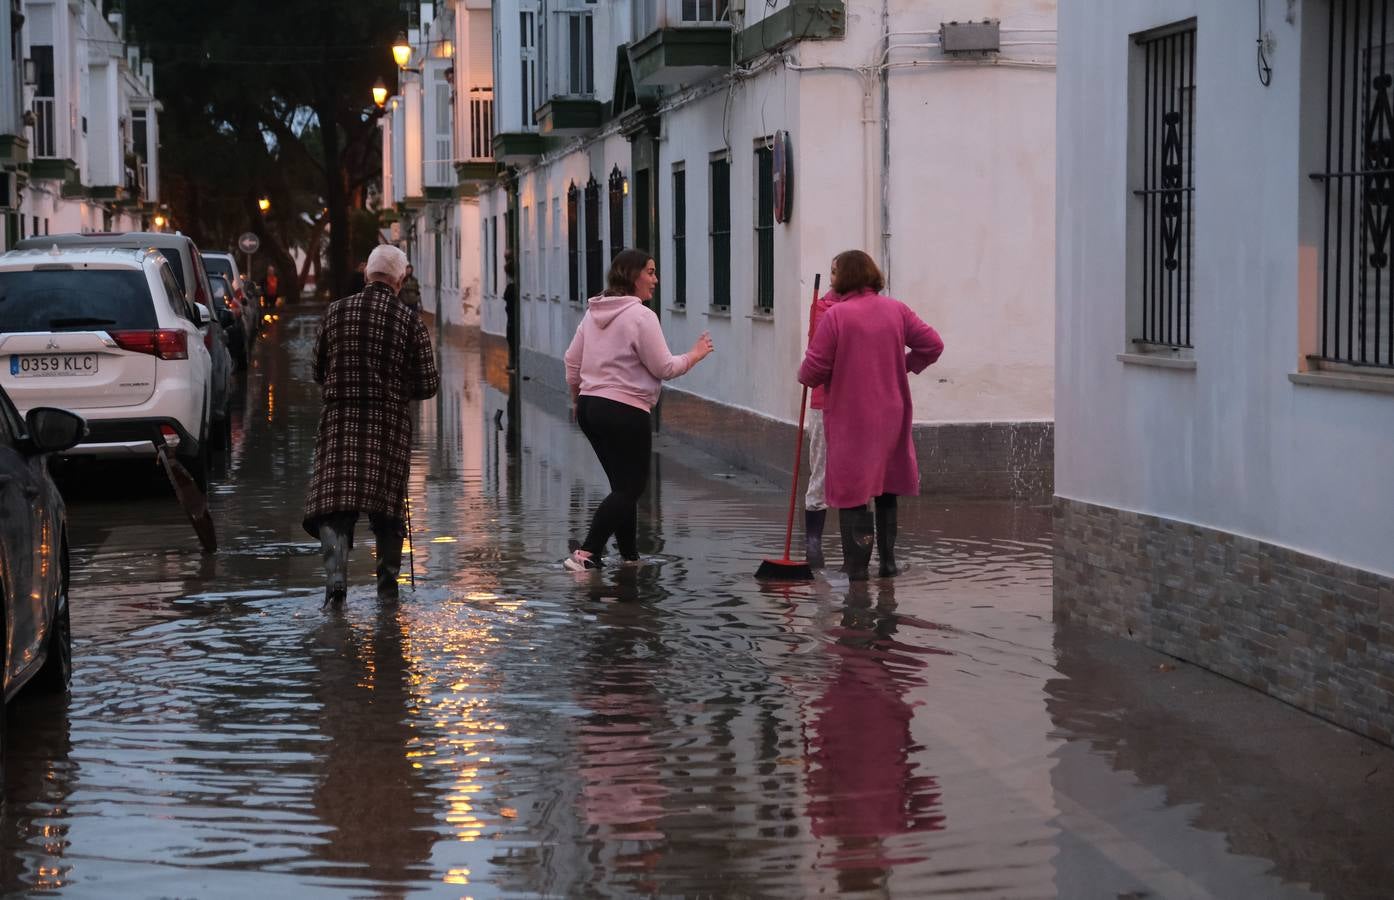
[747,312,775,323]
[1289,370,1394,395]
[669,305,687,316]
[705,307,731,319]
[1116,352,1197,371]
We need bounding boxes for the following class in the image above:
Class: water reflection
[309,606,435,889]
[1,696,76,892]
[808,582,946,891]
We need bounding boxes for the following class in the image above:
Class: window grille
[567,182,580,303]
[710,156,731,309]
[1132,24,1196,348]
[537,197,549,299]
[681,0,729,23]
[31,46,56,159]
[609,164,626,257]
[585,175,603,298]
[567,12,595,96]
[1312,0,1394,368]
[755,140,775,314]
[468,88,493,161]
[520,10,538,125]
[672,165,687,308]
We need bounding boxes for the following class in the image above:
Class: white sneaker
[563,549,598,571]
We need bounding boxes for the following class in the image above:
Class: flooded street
[2,304,1391,898]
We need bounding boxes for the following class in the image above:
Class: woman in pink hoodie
[563,249,715,571]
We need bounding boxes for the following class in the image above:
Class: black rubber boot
[804,509,827,569]
[839,507,875,581]
[875,500,899,577]
[319,519,351,608]
[374,525,404,602]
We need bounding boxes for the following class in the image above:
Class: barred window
[710,154,731,310]
[567,182,580,304]
[755,139,775,314]
[1130,23,1196,350]
[1312,0,1394,368]
[672,164,687,308]
[608,164,626,258]
[584,175,603,298]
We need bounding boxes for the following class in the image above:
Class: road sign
[237,232,260,255]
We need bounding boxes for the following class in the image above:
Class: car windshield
[0,268,157,333]
[211,279,231,303]
[204,257,234,282]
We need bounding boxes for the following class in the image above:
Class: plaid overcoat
[301,282,439,537]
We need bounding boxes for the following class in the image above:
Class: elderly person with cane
[798,250,944,581]
[303,245,440,607]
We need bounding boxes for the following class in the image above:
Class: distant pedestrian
[303,244,440,606]
[802,264,848,569]
[264,265,279,308]
[797,250,944,580]
[503,253,519,371]
[399,264,422,308]
[562,249,715,571]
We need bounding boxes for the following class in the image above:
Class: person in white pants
[804,270,846,568]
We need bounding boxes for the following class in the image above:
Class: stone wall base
[1054,497,1394,746]
[496,333,1053,502]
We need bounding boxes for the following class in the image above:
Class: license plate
[10,354,99,377]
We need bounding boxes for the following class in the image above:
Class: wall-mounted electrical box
[940,20,1000,55]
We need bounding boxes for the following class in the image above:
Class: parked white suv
[0,247,214,487]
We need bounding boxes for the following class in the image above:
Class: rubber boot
[374,525,404,602]
[839,507,875,582]
[319,520,351,608]
[804,509,827,569]
[875,502,899,577]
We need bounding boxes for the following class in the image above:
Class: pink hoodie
[564,296,694,412]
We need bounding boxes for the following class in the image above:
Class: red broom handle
[784,385,808,559]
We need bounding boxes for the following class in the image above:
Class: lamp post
[372,78,389,109]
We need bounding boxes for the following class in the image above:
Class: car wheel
[31,588,70,695]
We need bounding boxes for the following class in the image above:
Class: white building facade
[479,0,1057,498]
[1054,0,1394,745]
[1,0,160,249]
[380,0,495,332]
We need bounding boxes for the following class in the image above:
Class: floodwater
[2,305,1392,898]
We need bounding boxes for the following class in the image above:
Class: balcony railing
[468,87,493,161]
[32,97,57,158]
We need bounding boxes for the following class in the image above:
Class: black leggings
[841,493,897,515]
[576,396,652,560]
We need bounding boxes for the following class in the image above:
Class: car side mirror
[193,302,211,327]
[217,307,236,328]
[25,407,87,455]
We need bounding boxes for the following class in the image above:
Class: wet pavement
[3,303,1393,898]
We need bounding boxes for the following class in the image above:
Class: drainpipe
[880,0,892,286]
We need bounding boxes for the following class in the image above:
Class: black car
[0,385,85,760]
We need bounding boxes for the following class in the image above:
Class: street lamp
[372,78,389,109]
[258,196,271,213]
[392,32,412,69]
[153,214,166,229]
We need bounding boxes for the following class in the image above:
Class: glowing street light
[153,214,166,228]
[258,196,271,213]
[392,32,412,69]
[372,78,389,109]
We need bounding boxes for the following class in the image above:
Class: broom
[755,273,820,581]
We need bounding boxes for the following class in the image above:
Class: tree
[123,0,401,299]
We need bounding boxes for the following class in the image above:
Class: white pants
[804,408,827,511]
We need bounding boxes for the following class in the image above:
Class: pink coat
[797,291,944,509]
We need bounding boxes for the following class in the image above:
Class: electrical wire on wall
[1257,0,1274,86]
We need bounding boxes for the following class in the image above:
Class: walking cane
[405,497,417,588]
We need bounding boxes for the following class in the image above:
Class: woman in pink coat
[797,250,944,580]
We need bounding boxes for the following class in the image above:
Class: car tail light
[111,329,190,360]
